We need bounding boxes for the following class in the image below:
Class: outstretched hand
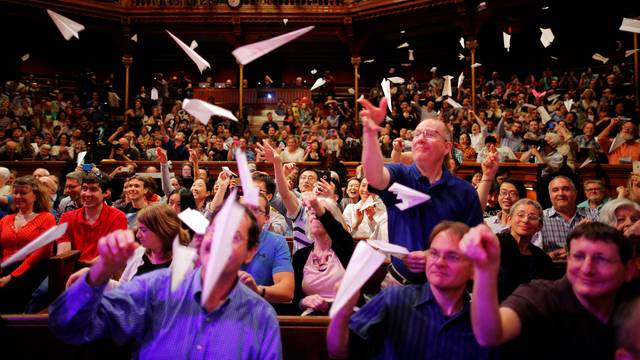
[156,147,168,164]
[358,97,388,134]
[481,153,499,180]
[459,224,501,270]
[255,140,280,163]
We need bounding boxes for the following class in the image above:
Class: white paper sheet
[170,236,198,291]
[540,28,554,48]
[76,151,87,166]
[310,78,326,91]
[381,79,392,112]
[388,182,431,211]
[178,208,210,235]
[1,223,68,268]
[235,148,259,207]
[442,75,453,97]
[620,18,640,34]
[503,32,511,52]
[182,98,238,124]
[232,26,314,66]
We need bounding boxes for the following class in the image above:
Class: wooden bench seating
[0,314,330,360]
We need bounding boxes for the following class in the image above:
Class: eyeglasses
[413,129,447,141]
[569,252,620,267]
[499,190,519,198]
[514,212,540,221]
[585,188,603,193]
[427,249,465,263]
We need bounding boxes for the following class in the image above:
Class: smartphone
[317,170,331,182]
[81,163,94,173]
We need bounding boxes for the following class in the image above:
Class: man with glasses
[358,97,483,286]
[578,179,610,212]
[57,171,84,215]
[327,221,497,359]
[462,222,638,360]
[485,179,525,234]
[238,194,294,304]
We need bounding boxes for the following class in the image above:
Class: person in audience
[32,168,50,179]
[252,172,290,236]
[599,199,640,235]
[578,179,611,212]
[327,221,498,359]
[462,222,638,360]
[477,135,516,163]
[358,96,483,286]
[496,199,556,299]
[618,172,640,204]
[0,176,56,313]
[167,188,197,215]
[303,140,323,162]
[49,204,281,359]
[51,133,74,161]
[280,136,305,162]
[159,119,189,161]
[34,144,53,161]
[260,112,279,136]
[114,175,150,228]
[535,176,599,258]
[57,171,84,215]
[614,297,640,360]
[484,179,524,234]
[0,167,10,197]
[340,177,361,210]
[292,193,352,315]
[0,140,23,161]
[599,120,640,164]
[66,203,190,289]
[238,194,294,304]
[38,175,59,210]
[342,178,387,239]
[191,178,211,214]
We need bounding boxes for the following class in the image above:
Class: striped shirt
[349,284,498,360]
[49,268,282,360]
[534,207,599,252]
[290,205,311,253]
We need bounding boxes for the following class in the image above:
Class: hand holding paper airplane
[1,223,68,268]
[171,236,198,291]
[388,183,430,211]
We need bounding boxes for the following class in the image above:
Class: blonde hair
[137,204,190,254]
[305,197,348,243]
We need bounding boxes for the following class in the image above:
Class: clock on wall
[227,0,242,9]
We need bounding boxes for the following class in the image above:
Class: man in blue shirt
[49,205,281,359]
[359,97,483,284]
[326,221,497,360]
[239,194,294,304]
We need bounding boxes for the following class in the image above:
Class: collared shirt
[349,283,497,360]
[577,197,610,213]
[57,204,129,262]
[534,207,599,252]
[574,135,602,152]
[371,164,483,283]
[241,230,293,286]
[49,268,282,360]
[484,213,510,234]
[57,196,81,215]
[501,277,619,360]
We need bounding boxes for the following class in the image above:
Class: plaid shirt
[534,207,599,252]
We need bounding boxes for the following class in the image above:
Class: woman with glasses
[497,198,556,300]
[0,176,56,312]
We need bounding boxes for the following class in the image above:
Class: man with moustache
[358,97,483,286]
[598,120,640,164]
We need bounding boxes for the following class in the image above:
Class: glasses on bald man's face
[413,128,448,142]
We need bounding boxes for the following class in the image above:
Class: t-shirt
[241,230,293,286]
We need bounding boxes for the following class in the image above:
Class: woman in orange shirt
[0,176,55,313]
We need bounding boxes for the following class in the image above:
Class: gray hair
[0,167,9,180]
[509,199,544,226]
[66,171,84,182]
[599,198,640,227]
[548,176,576,193]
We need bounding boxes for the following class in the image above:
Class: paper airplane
[178,208,210,235]
[166,30,211,73]
[1,223,68,268]
[310,69,317,75]
[550,56,559,60]
[283,18,288,26]
[232,26,314,66]
[564,99,574,112]
[182,98,237,124]
[408,49,414,61]
[620,18,640,34]
[388,182,430,210]
[400,63,412,67]
[21,54,30,62]
[170,236,197,291]
[76,151,87,166]
[310,78,326,91]
[537,106,551,124]
[442,75,453,97]
[31,143,39,156]
[503,32,511,52]
[364,59,375,63]
[347,88,355,95]
[329,241,386,318]
[540,28,554,48]
[471,63,482,68]
[202,189,243,306]
[430,66,437,73]
[458,53,465,61]
[592,53,609,64]
[457,72,464,89]
[397,42,409,49]
[381,79,392,112]
[190,40,198,50]
[131,34,138,42]
[522,103,536,109]
[359,197,376,212]
[388,77,405,84]
[151,88,159,101]
[47,10,85,41]
[547,93,561,102]
[459,37,465,48]
[626,49,639,57]
[235,148,260,207]
[579,158,593,169]
[367,239,409,259]
[532,89,547,99]
[609,134,626,153]
[446,98,463,109]
[222,166,237,177]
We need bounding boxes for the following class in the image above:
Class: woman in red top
[0,176,55,313]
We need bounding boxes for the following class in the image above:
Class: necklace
[15,211,36,230]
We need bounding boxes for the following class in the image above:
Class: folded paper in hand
[235,148,260,207]
[171,236,197,291]
[329,241,386,318]
[367,239,409,259]
[222,166,237,177]
[1,223,68,268]
[388,183,430,211]
[178,208,210,235]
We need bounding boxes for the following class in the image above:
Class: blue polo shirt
[370,163,483,283]
[241,230,293,286]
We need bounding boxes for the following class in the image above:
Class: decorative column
[122,56,133,119]
[351,56,361,127]
[466,40,478,112]
[238,62,244,119]
[634,33,639,108]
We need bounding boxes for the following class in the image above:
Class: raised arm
[459,224,522,346]
[256,140,300,218]
[477,154,499,211]
[359,97,391,190]
[157,148,174,196]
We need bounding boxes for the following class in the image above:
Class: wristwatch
[260,286,267,298]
